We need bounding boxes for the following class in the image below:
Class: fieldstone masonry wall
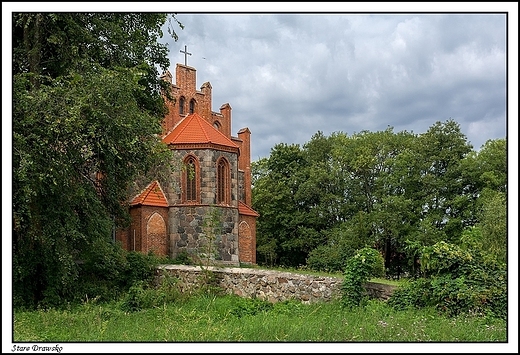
[156,265,396,303]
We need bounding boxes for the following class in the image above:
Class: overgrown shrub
[387,278,432,310]
[120,273,180,312]
[170,251,193,265]
[388,240,507,319]
[420,241,473,276]
[123,251,159,287]
[75,248,166,305]
[74,241,130,303]
[306,245,345,272]
[306,222,369,273]
[341,247,385,308]
[120,281,156,312]
[230,297,274,318]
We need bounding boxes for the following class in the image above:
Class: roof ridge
[197,113,238,146]
[195,114,212,142]
[174,114,194,142]
[130,180,168,207]
[163,113,239,149]
[238,200,260,217]
[130,183,150,204]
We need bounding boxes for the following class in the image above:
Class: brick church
[116,60,258,265]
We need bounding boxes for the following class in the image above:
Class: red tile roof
[130,181,168,207]
[162,113,239,150]
[238,201,260,217]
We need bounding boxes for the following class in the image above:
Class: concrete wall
[156,265,396,304]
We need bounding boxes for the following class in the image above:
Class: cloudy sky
[154,7,513,161]
[2,3,516,163]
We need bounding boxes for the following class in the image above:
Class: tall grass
[14,294,506,342]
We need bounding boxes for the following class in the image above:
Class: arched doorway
[146,212,168,256]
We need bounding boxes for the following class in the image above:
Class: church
[115,59,258,265]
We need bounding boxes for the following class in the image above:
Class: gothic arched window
[216,157,230,205]
[183,155,199,203]
[189,99,196,114]
[179,96,185,114]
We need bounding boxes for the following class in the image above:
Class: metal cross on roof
[180,45,192,66]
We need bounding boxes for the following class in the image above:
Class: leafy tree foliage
[476,190,507,263]
[341,247,385,308]
[252,120,507,280]
[388,237,506,319]
[252,143,311,266]
[12,13,183,308]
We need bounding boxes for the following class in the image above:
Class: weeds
[14,294,506,342]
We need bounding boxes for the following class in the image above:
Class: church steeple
[118,59,258,265]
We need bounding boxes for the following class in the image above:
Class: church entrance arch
[146,212,168,256]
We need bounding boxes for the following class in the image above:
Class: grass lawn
[14,294,507,343]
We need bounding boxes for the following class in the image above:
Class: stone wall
[156,265,396,304]
[168,206,239,263]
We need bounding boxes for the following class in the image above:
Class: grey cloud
[163,13,508,160]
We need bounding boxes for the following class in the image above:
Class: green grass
[14,294,506,342]
[369,277,402,286]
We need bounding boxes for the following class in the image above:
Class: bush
[123,251,158,287]
[387,278,432,310]
[230,297,273,318]
[306,245,345,273]
[120,281,156,312]
[120,273,180,312]
[170,251,193,265]
[75,248,165,305]
[388,240,507,319]
[341,247,385,308]
[420,241,473,276]
[306,222,369,273]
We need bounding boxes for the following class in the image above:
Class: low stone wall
[156,265,396,304]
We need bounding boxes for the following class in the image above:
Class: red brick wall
[162,64,235,141]
[115,207,143,252]
[237,128,252,205]
[139,206,169,256]
[238,216,257,264]
[162,64,213,134]
[116,206,169,256]
[218,103,232,138]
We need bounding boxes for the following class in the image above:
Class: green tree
[252,143,309,266]
[414,120,473,240]
[477,190,507,263]
[457,138,507,228]
[252,118,500,278]
[329,128,418,276]
[306,212,373,272]
[474,139,507,193]
[12,13,183,308]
